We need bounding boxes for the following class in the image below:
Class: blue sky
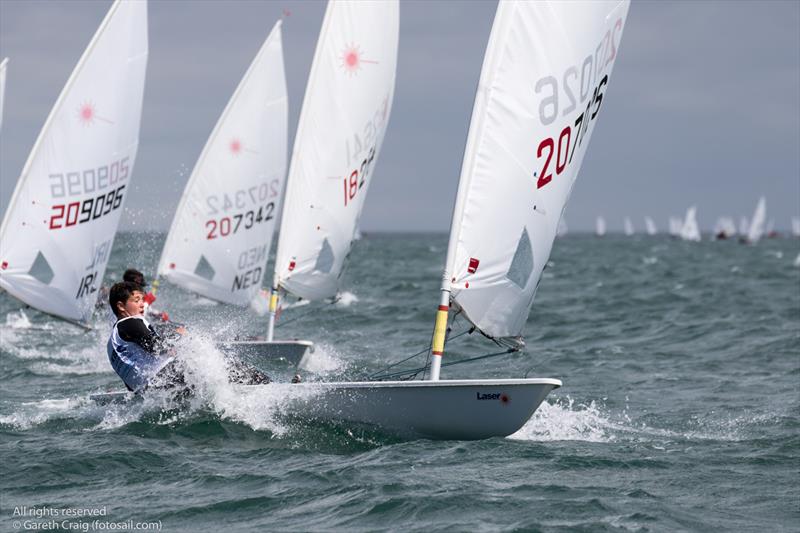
[1,0,798,232]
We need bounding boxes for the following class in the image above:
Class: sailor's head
[123,268,148,291]
[110,281,145,318]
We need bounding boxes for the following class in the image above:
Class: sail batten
[443,0,630,340]
[156,21,287,306]
[274,0,399,302]
[0,0,148,326]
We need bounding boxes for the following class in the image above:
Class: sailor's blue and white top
[107,316,173,392]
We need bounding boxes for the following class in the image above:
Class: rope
[366,328,472,381]
[273,298,333,329]
[370,346,515,382]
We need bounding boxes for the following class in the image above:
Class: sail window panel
[29,251,55,285]
[505,228,533,289]
[194,255,216,281]
[313,238,335,274]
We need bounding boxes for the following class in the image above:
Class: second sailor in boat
[106,281,270,394]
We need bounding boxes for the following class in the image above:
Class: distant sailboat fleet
[591,195,797,243]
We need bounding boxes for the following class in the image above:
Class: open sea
[1,232,798,532]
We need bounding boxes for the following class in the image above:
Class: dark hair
[109,281,143,318]
[123,268,147,289]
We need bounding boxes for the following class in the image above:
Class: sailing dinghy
[0,0,148,327]
[273,0,631,439]
[153,21,307,365]
[264,0,399,350]
[680,206,701,242]
[644,216,657,236]
[742,196,766,244]
[596,216,606,237]
[624,216,634,236]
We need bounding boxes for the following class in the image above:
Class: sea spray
[173,333,322,434]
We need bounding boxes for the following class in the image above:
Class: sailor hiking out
[106,281,270,393]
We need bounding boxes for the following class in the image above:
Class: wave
[509,396,623,443]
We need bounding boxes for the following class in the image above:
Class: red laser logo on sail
[340,44,377,76]
[77,101,113,126]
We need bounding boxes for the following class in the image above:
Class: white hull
[217,340,313,368]
[91,378,560,440]
[258,378,561,440]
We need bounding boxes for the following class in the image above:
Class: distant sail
[739,216,749,236]
[445,0,630,339]
[274,0,399,301]
[680,206,701,242]
[668,217,682,236]
[624,217,634,236]
[596,216,606,237]
[791,216,800,237]
[644,216,657,235]
[747,196,766,244]
[0,0,148,326]
[157,21,287,306]
[0,57,7,132]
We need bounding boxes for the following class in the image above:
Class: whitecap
[335,291,359,307]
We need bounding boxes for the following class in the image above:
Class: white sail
[668,216,682,236]
[791,216,800,237]
[443,0,630,339]
[157,21,287,306]
[0,57,7,132]
[680,206,701,242]
[0,0,148,326]
[747,196,766,244]
[739,216,749,236]
[644,216,657,235]
[273,0,399,301]
[724,217,737,237]
[624,216,634,236]
[595,216,606,237]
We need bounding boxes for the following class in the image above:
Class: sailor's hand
[176,326,187,336]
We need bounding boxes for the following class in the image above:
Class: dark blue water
[2,232,799,531]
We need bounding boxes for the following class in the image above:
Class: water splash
[335,291,359,307]
[173,333,322,434]
[298,343,348,375]
[5,309,32,329]
[509,396,624,443]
